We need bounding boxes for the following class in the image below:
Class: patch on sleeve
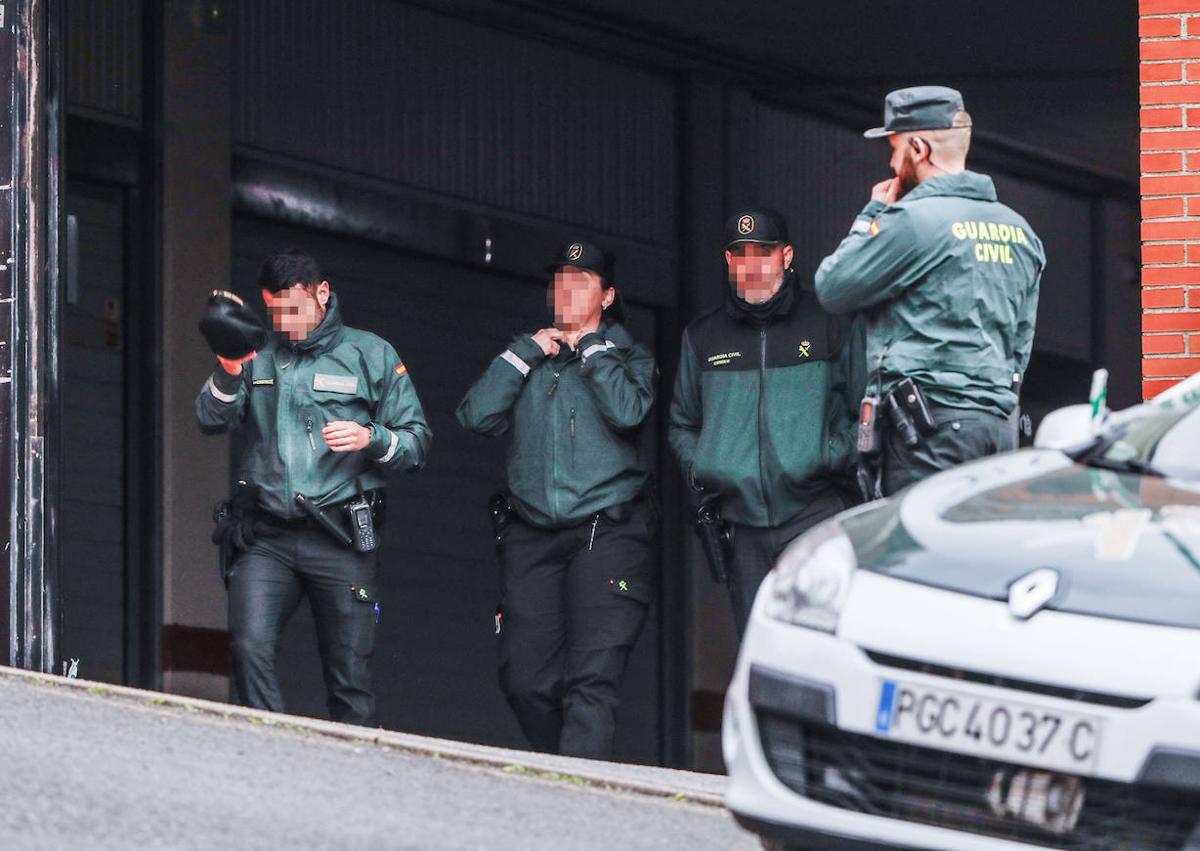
[394,363,408,377]
[869,220,881,236]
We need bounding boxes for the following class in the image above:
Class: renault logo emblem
[1007,568,1059,620]
[567,243,583,261]
[737,215,755,235]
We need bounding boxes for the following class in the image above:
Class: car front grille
[757,712,1200,850]
[861,649,1153,710]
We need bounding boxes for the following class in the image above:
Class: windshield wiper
[1065,429,1168,477]
[1065,429,1123,464]
[1077,455,1167,478]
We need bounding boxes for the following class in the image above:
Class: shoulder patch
[394,363,408,377]
[869,220,881,236]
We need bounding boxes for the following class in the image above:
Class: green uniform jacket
[814,171,1045,418]
[456,321,655,529]
[668,273,867,528]
[195,294,432,518]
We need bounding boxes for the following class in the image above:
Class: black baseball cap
[198,290,269,359]
[549,241,613,282]
[724,209,789,249]
[864,85,970,138]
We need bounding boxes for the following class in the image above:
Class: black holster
[693,496,732,586]
[212,498,235,586]
[211,481,261,587]
[489,491,517,544]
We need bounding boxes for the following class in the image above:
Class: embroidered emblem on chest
[706,351,742,367]
[313,373,358,394]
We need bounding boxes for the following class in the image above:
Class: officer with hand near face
[197,249,431,726]
[457,241,657,760]
[815,86,1044,497]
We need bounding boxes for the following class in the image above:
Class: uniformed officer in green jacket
[196,249,431,725]
[815,86,1045,497]
[457,241,656,760]
[669,210,866,636]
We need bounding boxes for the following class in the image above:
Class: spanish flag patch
[394,363,408,377]
[869,221,881,236]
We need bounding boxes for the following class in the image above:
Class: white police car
[723,374,1200,850]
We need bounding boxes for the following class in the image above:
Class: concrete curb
[0,665,729,808]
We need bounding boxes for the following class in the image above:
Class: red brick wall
[1141,1,1200,397]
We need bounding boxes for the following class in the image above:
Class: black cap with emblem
[549,240,613,283]
[724,209,789,250]
[198,290,269,359]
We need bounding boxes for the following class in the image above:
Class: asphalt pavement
[0,669,755,850]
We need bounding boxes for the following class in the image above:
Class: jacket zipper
[279,349,295,513]
[305,417,316,451]
[550,382,560,520]
[570,407,576,466]
[758,326,773,527]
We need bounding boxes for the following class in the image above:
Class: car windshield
[1099,384,1200,481]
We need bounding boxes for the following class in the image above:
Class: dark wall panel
[234,0,677,244]
[66,0,142,124]
[231,215,663,763]
[59,183,129,684]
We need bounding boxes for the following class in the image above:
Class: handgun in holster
[210,480,260,587]
[488,491,516,544]
[693,495,733,586]
[212,497,234,586]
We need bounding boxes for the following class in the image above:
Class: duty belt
[261,489,386,530]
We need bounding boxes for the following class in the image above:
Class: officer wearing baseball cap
[669,210,866,636]
[815,86,1045,497]
[457,239,656,759]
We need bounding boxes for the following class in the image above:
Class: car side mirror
[1033,404,1095,450]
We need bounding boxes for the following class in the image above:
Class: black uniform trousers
[497,502,655,760]
[227,524,380,726]
[881,406,1015,496]
[727,492,847,637]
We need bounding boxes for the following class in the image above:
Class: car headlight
[763,519,857,631]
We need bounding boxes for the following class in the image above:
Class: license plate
[874,680,1102,774]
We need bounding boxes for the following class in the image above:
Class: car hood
[839,450,1200,630]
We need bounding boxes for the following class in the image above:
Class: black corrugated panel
[233,0,677,245]
[66,0,141,124]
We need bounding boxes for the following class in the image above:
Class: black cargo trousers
[226,522,380,726]
[496,500,657,760]
[881,404,1015,496]
[726,491,849,638]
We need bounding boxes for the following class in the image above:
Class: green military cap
[864,86,970,139]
